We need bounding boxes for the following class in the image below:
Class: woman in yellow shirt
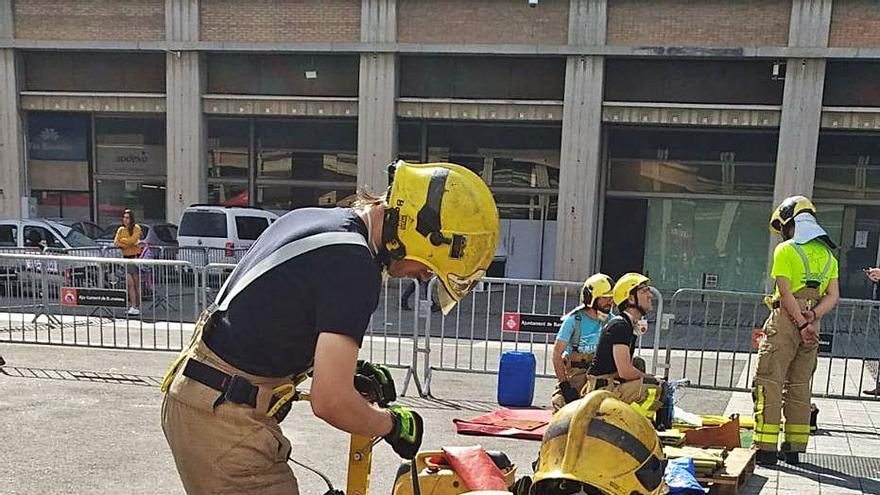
[114,209,143,316]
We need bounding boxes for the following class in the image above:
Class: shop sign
[96,145,166,176]
[27,114,89,161]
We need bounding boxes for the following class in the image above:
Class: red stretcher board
[453,408,552,441]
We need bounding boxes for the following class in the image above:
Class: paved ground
[1,341,879,494]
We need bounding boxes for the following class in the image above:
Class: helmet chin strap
[362,207,379,255]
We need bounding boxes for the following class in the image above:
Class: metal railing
[663,288,880,400]
[0,252,198,351]
[4,249,876,402]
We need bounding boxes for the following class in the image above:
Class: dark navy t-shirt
[204,207,382,377]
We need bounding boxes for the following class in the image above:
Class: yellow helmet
[581,273,614,308]
[769,195,816,235]
[384,160,499,314]
[612,272,650,307]
[532,390,666,495]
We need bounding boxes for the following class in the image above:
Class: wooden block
[695,448,756,495]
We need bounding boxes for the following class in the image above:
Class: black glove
[559,381,580,403]
[509,476,533,495]
[354,360,396,407]
[384,405,424,460]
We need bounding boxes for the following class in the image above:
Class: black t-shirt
[204,208,382,377]
[589,314,637,376]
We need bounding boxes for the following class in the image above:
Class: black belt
[182,359,258,409]
[571,361,591,369]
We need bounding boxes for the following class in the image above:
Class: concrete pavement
[0,342,878,494]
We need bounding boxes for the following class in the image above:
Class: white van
[177,205,278,264]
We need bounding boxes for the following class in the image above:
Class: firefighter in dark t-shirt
[159,161,500,495]
[585,273,670,428]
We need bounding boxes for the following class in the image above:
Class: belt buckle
[223,374,254,406]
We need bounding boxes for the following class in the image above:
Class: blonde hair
[351,187,388,210]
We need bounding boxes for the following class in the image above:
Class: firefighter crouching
[752,196,839,466]
[506,390,667,495]
[582,273,671,429]
[550,273,614,412]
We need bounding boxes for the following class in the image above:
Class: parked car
[46,218,104,240]
[96,222,179,259]
[176,205,277,265]
[0,219,99,250]
[0,219,101,294]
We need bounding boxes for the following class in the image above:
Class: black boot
[778,443,800,464]
[755,449,778,466]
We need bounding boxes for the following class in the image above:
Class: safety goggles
[436,269,487,314]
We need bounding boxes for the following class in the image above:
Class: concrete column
[166,0,199,43]
[772,58,827,206]
[773,0,832,206]
[357,0,397,193]
[0,0,12,39]
[0,49,23,218]
[555,0,606,282]
[165,0,204,223]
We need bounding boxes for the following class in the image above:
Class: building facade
[1,0,879,298]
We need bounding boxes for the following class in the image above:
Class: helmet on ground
[531,390,666,495]
[581,273,614,309]
[384,160,500,314]
[769,195,816,235]
[611,272,650,308]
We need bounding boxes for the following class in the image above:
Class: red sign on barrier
[502,312,521,332]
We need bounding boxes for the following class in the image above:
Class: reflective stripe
[784,433,810,444]
[630,387,658,418]
[754,385,767,437]
[784,424,811,433]
[784,423,811,444]
[791,242,833,288]
[215,232,369,312]
[755,424,780,434]
[753,432,780,444]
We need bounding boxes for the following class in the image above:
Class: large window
[602,127,779,292]
[206,117,358,213]
[607,128,777,196]
[399,120,562,279]
[26,112,91,220]
[815,132,880,200]
[94,117,166,226]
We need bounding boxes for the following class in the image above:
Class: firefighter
[508,390,667,495]
[550,273,614,412]
[752,195,839,466]
[159,160,500,494]
[583,273,670,428]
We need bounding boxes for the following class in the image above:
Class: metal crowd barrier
[663,288,880,401]
[417,277,664,396]
[0,252,198,351]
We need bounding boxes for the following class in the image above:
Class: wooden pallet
[696,448,757,495]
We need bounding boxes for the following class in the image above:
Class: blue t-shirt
[555,310,603,357]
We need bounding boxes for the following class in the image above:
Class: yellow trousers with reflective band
[752,288,819,453]
[583,372,664,419]
[161,312,300,494]
[551,353,592,412]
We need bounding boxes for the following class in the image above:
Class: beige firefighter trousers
[550,353,592,412]
[161,315,299,494]
[583,372,664,419]
[752,287,820,453]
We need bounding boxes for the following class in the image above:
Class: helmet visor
[436,269,487,314]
